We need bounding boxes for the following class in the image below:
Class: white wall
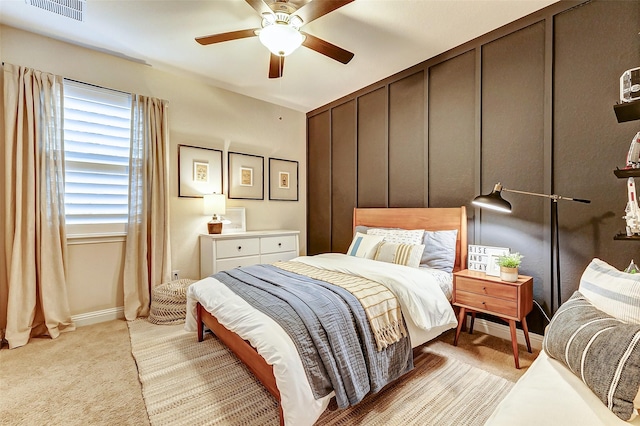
[1,25,307,318]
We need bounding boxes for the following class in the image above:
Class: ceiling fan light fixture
[259,22,304,56]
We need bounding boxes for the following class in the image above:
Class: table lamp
[203,193,226,234]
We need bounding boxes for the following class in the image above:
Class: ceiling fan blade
[195,29,259,45]
[269,54,284,79]
[301,32,354,64]
[294,0,353,24]
[245,0,274,17]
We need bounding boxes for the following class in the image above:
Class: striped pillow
[367,228,425,245]
[347,232,384,259]
[578,258,640,324]
[543,291,640,421]
[374,242,424,268]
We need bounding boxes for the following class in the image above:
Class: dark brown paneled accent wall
[331,101,357,253]
[357,87,388,207]
[480,22,547,305]
[553,0,640,301]
[307,0,640,333]
[428,51,476,208]
[389,71,426,207]
[307,111,331,255]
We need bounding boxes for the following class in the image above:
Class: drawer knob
[483,286,487,292]
[278,242,282,247]
[237,246,242,251]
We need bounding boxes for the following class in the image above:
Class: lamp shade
[259,23,304,56]
[203,193,226,216]
[472,183,512,213]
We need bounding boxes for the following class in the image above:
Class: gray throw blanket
[214,264,413,409]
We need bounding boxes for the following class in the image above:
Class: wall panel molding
[306,0,640,333]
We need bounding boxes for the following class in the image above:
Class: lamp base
[207,221,222,234]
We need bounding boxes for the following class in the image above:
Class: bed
[185,207,468,426]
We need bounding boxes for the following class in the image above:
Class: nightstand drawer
[216,238,260,259]
[455,290,518,318]
[261,235,297,254]
[456,276,517,300]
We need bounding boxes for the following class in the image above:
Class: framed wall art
[269,158,299,201]
[228,151,264,200]
[221,207,246,233]
[178,144,223,198]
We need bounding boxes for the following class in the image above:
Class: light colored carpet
[128,319,517,426]
[0,319,149,426]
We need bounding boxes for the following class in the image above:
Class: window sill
[67,233,127,245]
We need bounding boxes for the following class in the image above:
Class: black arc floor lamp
[472,182,591,314]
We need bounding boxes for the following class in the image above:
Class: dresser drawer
[261,235,298,254]
[456,276,517,300]
[216,238,260,259]
[261,251,298,265]
[455,290,518,318]
[216,255,261,272]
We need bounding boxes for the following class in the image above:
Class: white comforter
[185,253,458,426]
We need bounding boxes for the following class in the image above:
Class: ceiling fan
[195,0,355,79]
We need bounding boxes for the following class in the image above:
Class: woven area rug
[128,319,514,426]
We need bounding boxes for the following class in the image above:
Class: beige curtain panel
[123,94,172,320]
[1,63,75,349]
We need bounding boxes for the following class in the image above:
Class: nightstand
[452,269,533,369]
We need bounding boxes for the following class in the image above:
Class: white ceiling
[0,0,558,112]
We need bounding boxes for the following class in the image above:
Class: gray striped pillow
[579,258,640,324]
[544,292,640,421]
[374,242,424,268]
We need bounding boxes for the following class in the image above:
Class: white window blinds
[63,80,132,235]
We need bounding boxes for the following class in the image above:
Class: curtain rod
[1,62,128,95]
[65,78,168,105]
[64,77,131,96]
[2,62,168,105]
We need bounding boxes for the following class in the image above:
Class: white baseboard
[72,307,124,327]
[465,316,544,351]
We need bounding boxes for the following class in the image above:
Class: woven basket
[149,278,196,325]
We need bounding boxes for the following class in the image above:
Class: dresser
[199,230,300,279]
[452,269,533,369]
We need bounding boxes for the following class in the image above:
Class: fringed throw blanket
[213,264,413,409]
[274,261,407,351]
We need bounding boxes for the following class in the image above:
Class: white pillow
[374,242,424,268]
[578,258,640,324]
[367,228,424,245]
[346,232,384,259]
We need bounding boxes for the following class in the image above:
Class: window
[63,80,132,235]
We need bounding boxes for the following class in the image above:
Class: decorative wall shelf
[614,168,640,178]
[613,97,640,241]
[614,234,640,241]
[614,99,640,123]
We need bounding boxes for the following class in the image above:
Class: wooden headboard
[353,207,468,272]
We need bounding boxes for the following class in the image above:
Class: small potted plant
[496,252,523,282]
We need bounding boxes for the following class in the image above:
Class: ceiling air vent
[25,0,86,21]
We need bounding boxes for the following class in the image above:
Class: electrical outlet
[172,270,180,280]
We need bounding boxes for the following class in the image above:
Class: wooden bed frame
[196,206,468,425]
